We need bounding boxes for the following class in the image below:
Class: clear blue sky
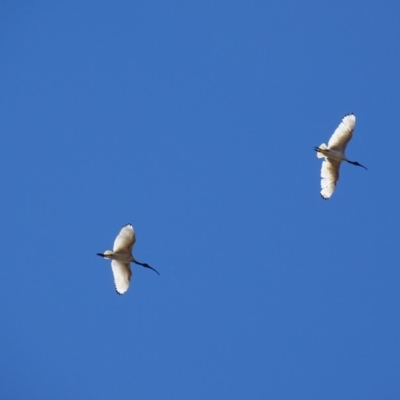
[1,1,399,399]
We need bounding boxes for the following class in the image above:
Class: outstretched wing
[328,114,356,151]
[320,159,341,199]
[111,260,132,295]
[113,224,136,253]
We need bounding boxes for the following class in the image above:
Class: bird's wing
[320,159,341,199]
[113,224,136,252]
[327,114,356,151]
[111,260,132,295]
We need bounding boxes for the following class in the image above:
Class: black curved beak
[354,162,367,170]
[134,260,160,275]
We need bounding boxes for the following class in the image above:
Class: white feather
[327,114,356,151]
[320,159,340,200]
[113,224,135,253]
[111,260,132,295]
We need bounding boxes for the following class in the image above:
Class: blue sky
[1,1,400,399]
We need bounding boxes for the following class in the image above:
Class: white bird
[97,224,159,295]
[314,114,367,200]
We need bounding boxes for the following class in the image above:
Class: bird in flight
[314,114,367,200]
[97,224,159,294]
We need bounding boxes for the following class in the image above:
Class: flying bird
[97,224,159,295]
[314,114,367,199]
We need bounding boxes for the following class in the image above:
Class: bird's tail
[316,143,327,158]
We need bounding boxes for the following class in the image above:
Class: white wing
[111,260,132,294]
[113,224,136,253]
[328,114,356,151]
[320,159,341,199]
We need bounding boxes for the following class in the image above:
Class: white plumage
[314,114,367,200]
[111,260,131,295]
[97,224,159,295]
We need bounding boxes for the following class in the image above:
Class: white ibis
[314,114,367,199]
[97,224,159,295]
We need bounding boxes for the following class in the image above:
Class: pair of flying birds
[99,114,366,294]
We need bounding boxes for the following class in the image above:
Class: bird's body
[97,224,159,295]
[317,148,347,163]
[314,114,367,200]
